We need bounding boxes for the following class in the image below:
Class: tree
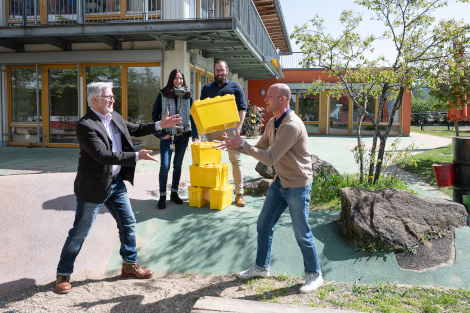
[427,44,470,111]
[292,0,470,183]
[411,85,446,113]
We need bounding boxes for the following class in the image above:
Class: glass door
[48,68,79,144]
[329,95,350,134]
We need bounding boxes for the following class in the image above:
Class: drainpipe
[36,63,40,145]
[0,64,3,146]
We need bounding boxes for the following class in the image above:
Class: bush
[310,172,414,210]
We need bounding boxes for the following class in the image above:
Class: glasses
[99,95,115,100]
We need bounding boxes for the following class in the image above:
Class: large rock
[340,187,468,250]
[311,154,341,177]
[255,154,341,179]
[255,162,276,179]
[243,178,273,196]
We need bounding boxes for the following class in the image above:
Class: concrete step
[191,296,360,313]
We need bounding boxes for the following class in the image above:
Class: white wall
[163,40,191,87]
[163,0,190,19]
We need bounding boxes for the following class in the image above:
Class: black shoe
[158,196,166,210]
[170,192,183,205]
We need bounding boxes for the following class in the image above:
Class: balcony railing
[4,0,278,61]
[280,52,320,69]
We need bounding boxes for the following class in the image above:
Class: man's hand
[138,149,159,162]
[214,129,243,151]
[160,112,182,129]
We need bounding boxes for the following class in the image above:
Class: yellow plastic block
[191,141,222,166]
[190,94,240,134]
[221,163,229,185]
[189,164,223,188]
[188,186,210,208]
[209,184,234,211]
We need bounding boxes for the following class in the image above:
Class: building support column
[163,40,191,85]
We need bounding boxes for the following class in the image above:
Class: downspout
[0,65,3,146]
[36,63,40,145]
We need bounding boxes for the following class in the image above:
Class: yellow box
[189,164,223,188]
[191,141,222,166]
[221,163,229,185]
[190,94,240,134]
[188,186,210,208]
[209,184,234,211]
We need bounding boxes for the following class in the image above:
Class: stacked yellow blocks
[188,142,233,210]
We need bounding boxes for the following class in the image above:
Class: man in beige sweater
[215,83,323,293]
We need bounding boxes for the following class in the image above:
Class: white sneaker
[299,273,323,293]
[236,267,269,279]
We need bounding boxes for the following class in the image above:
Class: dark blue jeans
[57,176,137,276]
[159,132,190,195]
[255,180,321,275]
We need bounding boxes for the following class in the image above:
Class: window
[10,68,41,123]
[299,93,319,122]
[127,66,162,146]
[353,95,375,123]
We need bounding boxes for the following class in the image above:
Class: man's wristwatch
[238,140,246,150]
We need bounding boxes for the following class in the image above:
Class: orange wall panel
[247,69,411,135]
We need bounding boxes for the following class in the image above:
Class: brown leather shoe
[55,275,71,294]
[121,263,153,279]
[236,194,246,207]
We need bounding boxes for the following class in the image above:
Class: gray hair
[86,82,113,106]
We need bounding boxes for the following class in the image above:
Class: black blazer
[74,108,157,204]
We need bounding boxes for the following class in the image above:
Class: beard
[215,74,227,85]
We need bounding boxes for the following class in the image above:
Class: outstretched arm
[214,129,244,151]
[159,111,182,129]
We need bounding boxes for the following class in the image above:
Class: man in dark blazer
[55,82,182,294]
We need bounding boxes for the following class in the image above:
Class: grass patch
[310,173,414,210]
[410,126,470,138]
[400,144,453,196]
[243,278,470,312]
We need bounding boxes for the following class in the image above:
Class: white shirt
[90,109,162,176]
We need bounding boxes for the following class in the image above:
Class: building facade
[0,0,288,147]
[249,52,412,136]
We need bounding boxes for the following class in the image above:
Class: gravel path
[0,273,322,313]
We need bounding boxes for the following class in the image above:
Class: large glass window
[289,93,296,113]
[127,66,162,146]
[49,69,79,144]
[353,95,375,123]
[299,93,319,122]
[383,92,400,123]
[329,95,349,134]
[10,68,41,123]
[86,65,122,113]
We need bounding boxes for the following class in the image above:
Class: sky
[278,0,470,62]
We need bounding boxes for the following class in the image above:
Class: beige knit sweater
[240,111,313,188]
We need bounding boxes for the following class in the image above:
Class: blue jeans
[57,176,137,276]
[255,180,321,275]
[159,133,190,195]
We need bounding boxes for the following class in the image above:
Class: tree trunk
[356,102,366,183]
[374,87,405,183]
[369,83,389,183]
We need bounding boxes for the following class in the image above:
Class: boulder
[311,154,341,177]
[255,154,341,180]
[340,187,468,250]
[243,178,273,196]
[255,162,276,179]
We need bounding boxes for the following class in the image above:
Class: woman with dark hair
[152,69,199,209]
